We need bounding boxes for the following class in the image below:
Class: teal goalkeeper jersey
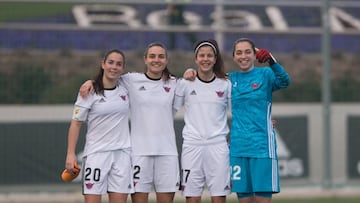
[228,63,290,159]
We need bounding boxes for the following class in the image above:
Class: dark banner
[347,116,360,179]
[0,123,85,185]
[273,116,309,179]
[175,116,309,179]
[1,116,308,184]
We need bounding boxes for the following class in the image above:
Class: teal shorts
[236,192,272,199]
[230,156,280,195]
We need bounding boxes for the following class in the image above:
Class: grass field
[202,199,359,203]
[272,198,360,203]
[1,198,359,203]
[169,198,360,203]
[1,190,359,203]
[1,194,359,203]
[1,199,360,203]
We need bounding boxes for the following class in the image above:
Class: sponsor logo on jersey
[190,90,197,95]
[139,86,146,91]
[120,95,126,101]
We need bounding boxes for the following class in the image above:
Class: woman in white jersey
[65,49,134,203]
[174,39,232,203]
[80,42,180,203]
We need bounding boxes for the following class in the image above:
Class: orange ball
[61,162,81,182]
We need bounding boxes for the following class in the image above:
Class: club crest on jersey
[216,91,224,97]
[163,86,171,92]
[190,90,197,95]
[139,86,146,91]
[251,83,259,89]
[120,95,126,101]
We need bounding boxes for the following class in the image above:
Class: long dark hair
[193,39,226,78]
[144,42,173,81]
[92,49,125,96]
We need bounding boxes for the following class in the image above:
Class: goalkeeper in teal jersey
[228,38,290,203]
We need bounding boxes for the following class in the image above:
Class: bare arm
[65,120,82,171]
[79,80,94,98]
[183,68,197,81]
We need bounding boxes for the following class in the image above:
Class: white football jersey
[72,85,131,157]
[174,77,231,145]
[120,72,178,156]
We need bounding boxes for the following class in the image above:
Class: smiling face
[144,45,168,79]
[195,45,216,75]
[101,52,124,82]
[233,41,256,72]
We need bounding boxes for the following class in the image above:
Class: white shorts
[82,149,134,195]
[132,155,180,193]
[181,142,231,197]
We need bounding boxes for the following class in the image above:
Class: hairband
[194,42,217,55]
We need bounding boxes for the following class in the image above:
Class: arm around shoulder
[79,80,94,98]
